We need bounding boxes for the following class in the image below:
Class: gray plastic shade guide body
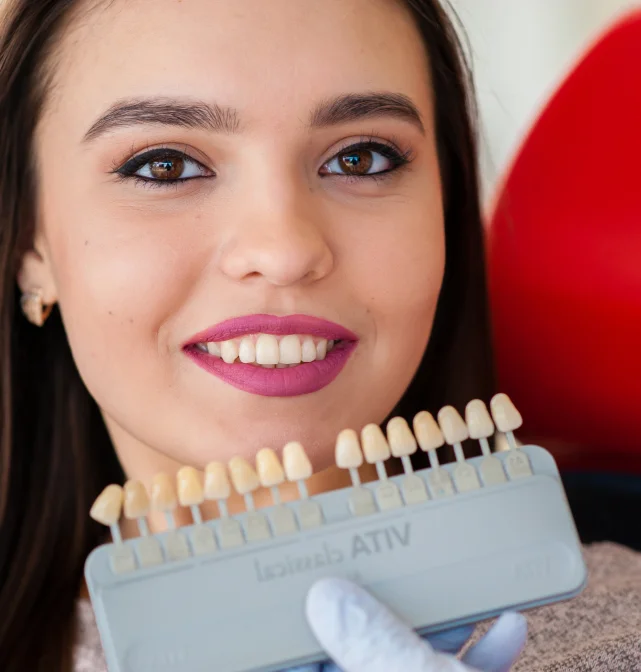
[85,446,587,672]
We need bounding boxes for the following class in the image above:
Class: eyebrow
[81,92,425,143]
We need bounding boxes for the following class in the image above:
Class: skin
[19,0,445,523]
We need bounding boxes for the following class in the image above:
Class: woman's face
[24,0,445,478]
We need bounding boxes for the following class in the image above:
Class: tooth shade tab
[90,484,124,526]
[204,461,231,500]
[413,411,445,452]
[335,429,364,469]
[465,399,495,439]
[386,417,418,457]
[177,466,204,507]
[437,406,469,445]
[490,393,523,433]
[228,456,260,495]
[361,424,391,463]
[151,474,178,512]
[283,441,313,481]
[256,448,285,488]
[123,480,150,519]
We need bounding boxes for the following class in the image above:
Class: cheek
[41,193,202,400]
[347,196,445,348]
[332,191,444,427]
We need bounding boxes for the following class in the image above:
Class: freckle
[84,240,89,246]
[129,318,134,324]
[108,311,113,316]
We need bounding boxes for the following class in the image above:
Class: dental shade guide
[361,423,403,511]
[90,484,136,575]
[335,428,377,516]
[413,410,455,497]
[228,456,271,542]
[386,416,429,504]
[123,480,164,567]
[204,460,244,548]
[466,400,508,486]
[177,466,218,555]
[491,393,534,478]
[86,393,587,672]
[282,441,323,530]
[150,473,190,562]
[438,406,482,493]
[256,448,297,536]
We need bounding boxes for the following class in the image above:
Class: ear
[16,232,58,306]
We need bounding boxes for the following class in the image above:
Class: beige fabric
[74,542,641,671]
[513,542,641,671]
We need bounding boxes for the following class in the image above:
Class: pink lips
[183,314,358,397]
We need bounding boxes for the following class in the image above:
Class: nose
[218,181,334,287]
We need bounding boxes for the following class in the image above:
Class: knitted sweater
[74,542,641,671]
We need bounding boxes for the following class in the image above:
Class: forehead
[47,0,433,133]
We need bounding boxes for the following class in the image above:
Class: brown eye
[321,142,405,178]
[337,149,374,175]
[117,148,211,186]
[149,156,185,180]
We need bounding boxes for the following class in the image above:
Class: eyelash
[112,136,414,190]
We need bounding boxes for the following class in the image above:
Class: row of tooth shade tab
[90,394,531,572]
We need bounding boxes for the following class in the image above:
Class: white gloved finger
[306,578,476,672]
[461,612,527,672]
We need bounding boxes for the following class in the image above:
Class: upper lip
[184,313,359,346]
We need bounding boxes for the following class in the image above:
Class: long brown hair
[0,0,493,669]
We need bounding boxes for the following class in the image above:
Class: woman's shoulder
[513,542,641,670]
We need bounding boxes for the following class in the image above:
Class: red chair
[487,10,641,476]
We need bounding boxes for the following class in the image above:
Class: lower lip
[184,341,357,397]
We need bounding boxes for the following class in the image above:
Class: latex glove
[289,578,527,672]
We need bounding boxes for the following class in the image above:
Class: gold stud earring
[20,288,53,327]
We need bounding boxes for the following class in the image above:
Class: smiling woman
[0,0,493,670]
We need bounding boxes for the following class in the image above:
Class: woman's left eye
[115,149,212,186]
[321,141,412,179]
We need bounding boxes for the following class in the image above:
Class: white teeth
[220,341,238,364]
[255,334,280,365]
[238,337,256,363]
[221,340,238,364]
[301,337,317,362]
[316,339,327,360]
[279,334,302,364]
[200,334,341,367]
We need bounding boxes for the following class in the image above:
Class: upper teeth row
[200,334,336,366]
